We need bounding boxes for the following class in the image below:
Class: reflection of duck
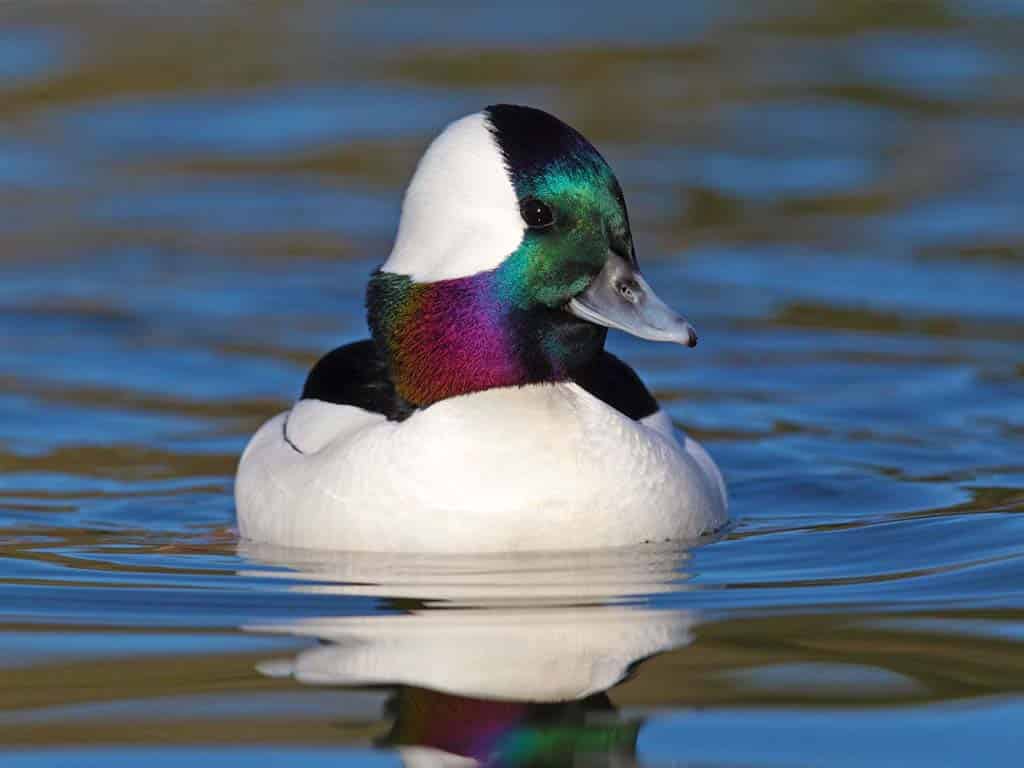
[385,688,639,768]
[254,604,691,703]
[242,544,697,766]
[236,104,727,553]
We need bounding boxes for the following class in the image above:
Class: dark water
[2,2,1024,765]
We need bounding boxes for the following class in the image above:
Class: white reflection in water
[239,543,699,766]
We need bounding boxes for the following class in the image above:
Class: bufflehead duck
[236,105,727,552]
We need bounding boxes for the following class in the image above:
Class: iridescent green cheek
[499,160,631,310]
[504,236,599,308]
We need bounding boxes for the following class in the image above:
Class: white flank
[236,384,729,553]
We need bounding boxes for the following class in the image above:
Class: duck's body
[236,105,728,552]
[237,344,725,552]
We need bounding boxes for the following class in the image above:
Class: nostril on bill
[617,280,640,303]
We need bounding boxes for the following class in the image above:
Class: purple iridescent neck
[366,270,605,408]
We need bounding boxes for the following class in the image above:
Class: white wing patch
[285,399,385,454]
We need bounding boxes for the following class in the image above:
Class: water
[2,2,1024,764]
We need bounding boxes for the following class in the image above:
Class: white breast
[235,383,728,552]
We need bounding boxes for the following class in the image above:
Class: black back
[301,340,415,421]
[300,341,659,422]
[570,351,660,421]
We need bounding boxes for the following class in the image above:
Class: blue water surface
[1,2,1023,765]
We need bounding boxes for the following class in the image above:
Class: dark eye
[519,198,554,229]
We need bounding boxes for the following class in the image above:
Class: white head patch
[381,112,524,282]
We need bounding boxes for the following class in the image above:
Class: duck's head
[368,104,696,408]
